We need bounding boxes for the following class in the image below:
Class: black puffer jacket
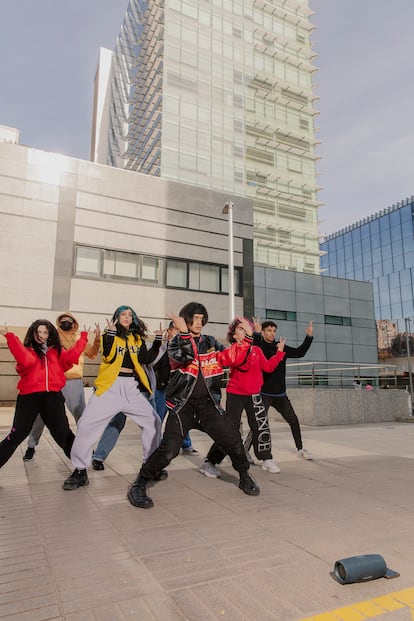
[165,332,225,414]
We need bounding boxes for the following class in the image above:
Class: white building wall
[0,141,253,332]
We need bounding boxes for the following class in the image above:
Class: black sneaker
[92,459,105,471]
[239,471,260,496]
[23,447,35,461]
[63,468,89,490]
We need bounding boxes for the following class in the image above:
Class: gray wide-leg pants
[70,377,161,470]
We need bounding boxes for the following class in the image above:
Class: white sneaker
[298,448,313,460]
[199,460,220,478]
[261,459,280,474]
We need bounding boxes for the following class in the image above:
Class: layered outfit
[69,329,162,470]
[139,332,252,481]
[206,343,285,465]
[26,312,100,449]
[246,333,313,451]
[0,331,87,467]
[152,344,196,451]
[92,353,158,465]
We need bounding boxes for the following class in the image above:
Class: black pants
[140,395,249,480]
[0,391,75,468]
[207,393,272,464]
[245,394,302,452]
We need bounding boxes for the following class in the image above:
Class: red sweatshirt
[4,332,88,395]
[226,345,285,395]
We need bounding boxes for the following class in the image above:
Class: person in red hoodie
[200,317,285,477]
[0,320,88,469]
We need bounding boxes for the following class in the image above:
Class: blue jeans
[93,412,127,461]
[154,389,192,449]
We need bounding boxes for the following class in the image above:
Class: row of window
[74,246,241,295]
[266,310,351,327]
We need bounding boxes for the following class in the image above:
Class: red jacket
[4,332,88,395]
[227,345,285,395]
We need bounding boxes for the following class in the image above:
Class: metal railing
[285,361,402,390]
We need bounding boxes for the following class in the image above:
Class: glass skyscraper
[91,0,322,274]
[320,197,414,358]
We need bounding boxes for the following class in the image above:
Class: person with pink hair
[200,317,286,478]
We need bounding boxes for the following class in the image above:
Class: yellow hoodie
[56,312,100,380]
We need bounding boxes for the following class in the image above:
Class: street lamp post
[222,201,235,322]
[405,317,414,414]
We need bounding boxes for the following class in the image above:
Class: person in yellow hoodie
[22,312,101,461]
[63,305,163,490]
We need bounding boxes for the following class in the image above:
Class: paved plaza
[1,408,414,621]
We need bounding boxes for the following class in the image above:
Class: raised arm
[60,331,88,370]
[84,323,101,359]
[259,338,286,372]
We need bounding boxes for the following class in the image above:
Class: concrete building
[0,137,378,400]
[0,138,252,399]
[255,265,379,387]
[91,0,322,275]
[320,197,414,376]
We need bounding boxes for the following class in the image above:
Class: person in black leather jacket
[127,302,261,509]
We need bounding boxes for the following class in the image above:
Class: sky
[311,0,414,235]
[0,1,413,236]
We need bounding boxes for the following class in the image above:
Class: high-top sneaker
[63,468,89,490]
[239,471,260,496]
[23,447,35,461]
[127,475,153,508]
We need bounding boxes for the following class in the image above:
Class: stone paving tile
[169,589,217,621]
[116,595,176,621]
[61,586,156,616]
[0,554,50,577]
[184,514,258,546]
[123,523,203,556]
[214,576,302,621]
[142,592,191,620]
[243,569,317,617]
[1,606,61,621]
[64,611,95,621]
[188,582,249,621]
[141,545,238,591]
[0,581,55,606]
[0,592,59,617]
[2,418,414,620]
[218,537,312,569]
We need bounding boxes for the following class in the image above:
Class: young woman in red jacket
[200,318,286,477]
[0,320,87,468]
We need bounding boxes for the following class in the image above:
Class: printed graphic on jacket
[171,351,224,379]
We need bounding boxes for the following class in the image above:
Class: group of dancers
[0,301,313,509]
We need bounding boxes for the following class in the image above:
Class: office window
[189,263,217,292]
[166,260,187,288]
[142,256,163,283]
[75,246,101,277]
[325,315,351,326]
[103,250,138,280]
[74,245,241,295]
[221,267,240,295]
[266,309,297,321]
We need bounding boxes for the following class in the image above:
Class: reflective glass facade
[320,198,414,353]
[94,0,322,274]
